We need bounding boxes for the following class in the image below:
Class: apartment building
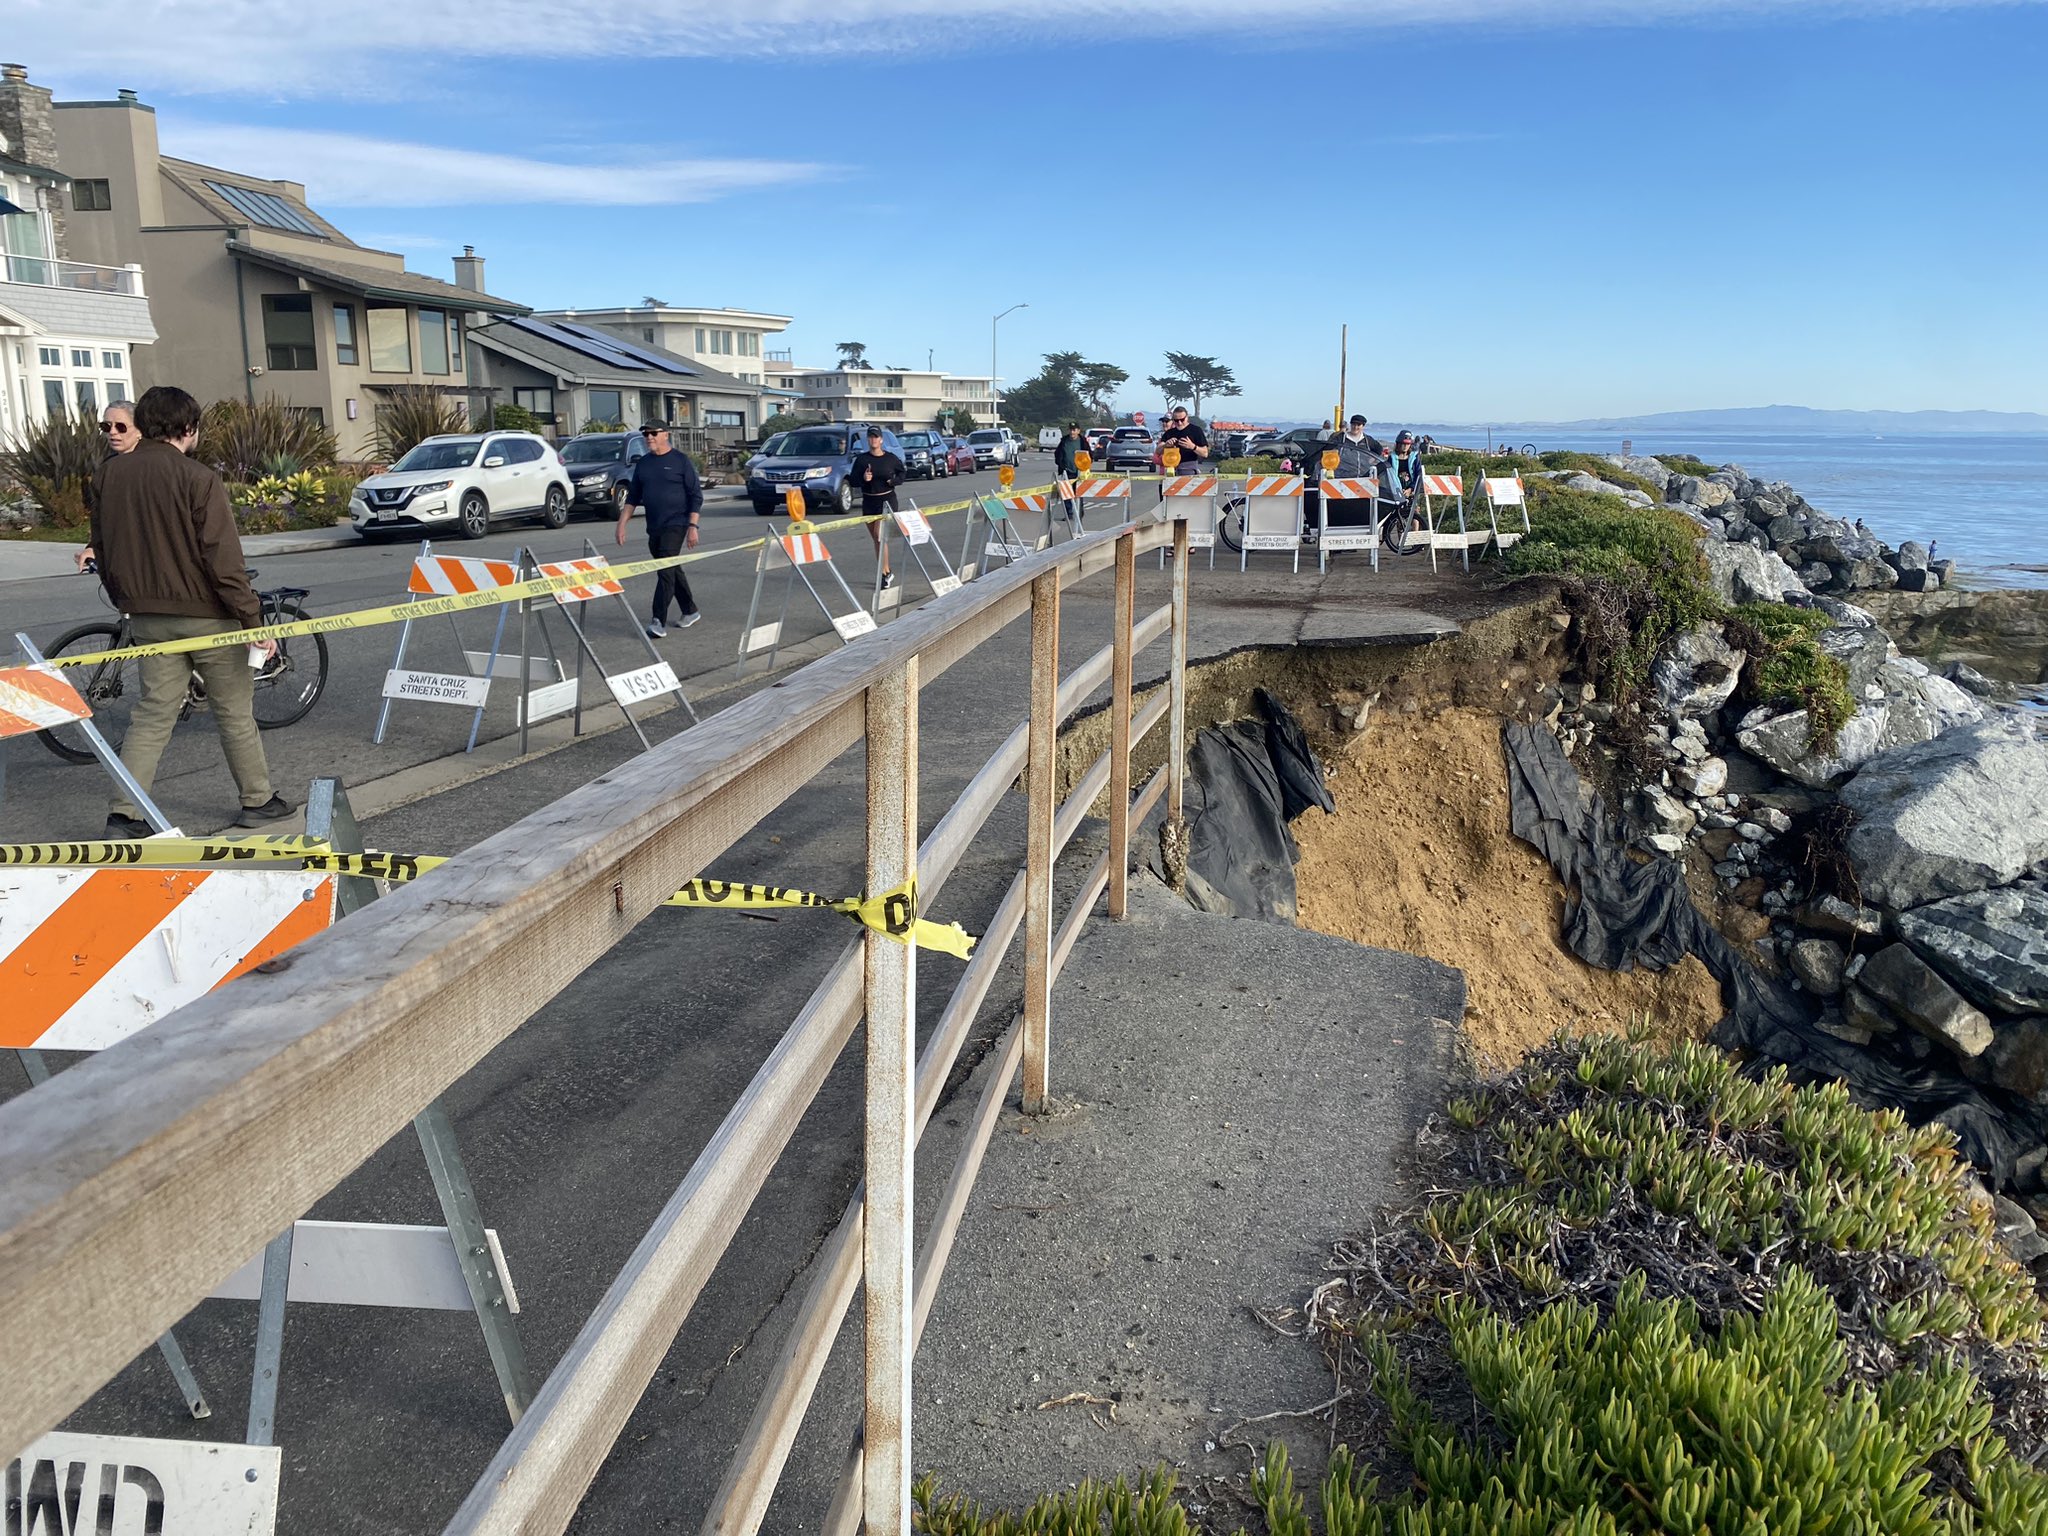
[538,303,793,390]
[0,64,156,439]
[50,81,528,458]
[786,368,1002,430]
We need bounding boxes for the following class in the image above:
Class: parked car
[1037,427,1063,453]
[944,437,978,475]
[965,428,1023,468]
[557,430,650,519]
[1084,427,1113,458]
[1103,427,1156,473]
[350,432,572,540]
[746,422,905,516]
[1246,426,1332,463]
[896,429,952,480]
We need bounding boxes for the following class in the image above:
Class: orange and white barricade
[1481,473,1531,551]
[534,544,698,743]
[1238,474,1305,573]
[1412,472,1485,572]
[872,499,963,617]
[377,541,535,752]
[0,661,91,739]
[1315,476,1385,573]
[1071,475,1132,537]
[1159,475,1219,569]
[960,492,1044,580]
[737,520,878,676]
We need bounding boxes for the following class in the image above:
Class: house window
[642,328,655,343]
[367,303,411,372]
[418,308,450,375]
[715,331,734,355]
[449,314,463,373]
[587,389,623,425]
[261,293,316,370]
[694,328,706,351]
[75,380,98,411]
[37,346,59,366]
[513,387,555,422]
[706,410,744,429]
[332,304,358,366]
[70,348,92,368]
[100,349,123,370]
[43,380,64,416]
[71,178,112,211]
[107,380,127,403]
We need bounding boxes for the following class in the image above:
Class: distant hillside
[1494,405,2048,434]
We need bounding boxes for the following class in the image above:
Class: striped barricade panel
[1075,477,1132,500]
[408,555,521,595]
[538,555,625,606]
[1318,477,1379,501]
[1244,475,1304,498]
[1421,473,1464,497]
[996,494,1049,514]
[780,531,831,565]
[1241,474,1304,554]
[1161,476,1220,496]
[0,664,90,739]
[1,867,337,1050]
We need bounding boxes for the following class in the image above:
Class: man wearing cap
[616,421,702,638]
[849,427,905,589]
[1330,415,1385,479]
[1157,408,1209,471]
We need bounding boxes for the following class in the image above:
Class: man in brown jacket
[90,385,291,835]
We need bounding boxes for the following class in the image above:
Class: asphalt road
[0,456,1064,840]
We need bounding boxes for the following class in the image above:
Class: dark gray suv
[558,430,650,518]
[895,429,952,480]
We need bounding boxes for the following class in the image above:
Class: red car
[944,437,977,475]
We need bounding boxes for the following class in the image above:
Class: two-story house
[49,79,528,459]
[786,368,1003,432]
[0,63,156,440]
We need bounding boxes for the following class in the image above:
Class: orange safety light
[1161,446,1181,472]
[1321,449,1340,475]
[784,486,805,520]
[998,463,1015,489]
[1074,450,1093,475]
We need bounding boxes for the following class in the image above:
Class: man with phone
[1157,408,1209,470]
[90,385,287,835]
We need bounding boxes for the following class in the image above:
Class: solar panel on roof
[502,316,652,372]
[204,179,322,236]
[555,323,696,377]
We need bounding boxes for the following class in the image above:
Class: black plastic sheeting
[1502,720,2043,1186]
[1181,690,1334,924]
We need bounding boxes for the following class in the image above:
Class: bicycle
[37,565,330,763]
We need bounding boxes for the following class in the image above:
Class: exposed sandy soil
[1294,706,1725,1066]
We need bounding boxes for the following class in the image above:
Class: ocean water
[1418,430,2048,590]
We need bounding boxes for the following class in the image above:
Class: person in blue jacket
[614,421,703,638]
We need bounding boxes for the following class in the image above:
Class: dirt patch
[1293,706,1724,1066]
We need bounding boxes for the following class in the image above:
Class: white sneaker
[677,611,702,629]
[646,620,666,639]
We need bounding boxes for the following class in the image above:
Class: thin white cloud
[164,124,824,208]
[14,0,2036,97]
[350,232,457,252]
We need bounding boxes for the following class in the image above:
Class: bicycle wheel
[250,601,329,729]
[1216,495,1246,554]
[37,622,136,764]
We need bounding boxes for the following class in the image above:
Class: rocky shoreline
[1544,455,2048,1269]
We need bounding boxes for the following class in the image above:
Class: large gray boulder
[1669,474,1736,511]
[1813,596,1877,629]
[1897,883,2048,1015]
[1875,657,1983,741]
[1834,556,1901,592]
[1840,719,2048,909]
[1702,541,1808,605]
[1856,943,1994,1057]
[1819,624,1893,697]
[1559,471,1655,507]
[1652,625,1746,718]
[1969,1018,2048,1103]
[1738,703,1893,788]
[1604,454,1671,491]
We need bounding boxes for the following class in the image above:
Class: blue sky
[20,1,2046,422]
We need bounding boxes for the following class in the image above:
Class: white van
[1037,427,1062,452]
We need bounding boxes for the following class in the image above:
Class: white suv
[350,432,573,540]
[965,427,1023,467]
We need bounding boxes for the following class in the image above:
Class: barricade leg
[1022,571,1059,1115]
[245,1226,294,1444]
[1169,518,1189,824]
[587,538,698,724]
[1108,531,1135,919]
[373,538,429,746]
[861,660,917,1536]
[467,601,512,751]
[555,599,653,752]
[13,634,173,832]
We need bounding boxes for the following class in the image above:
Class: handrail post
[1022,570,1059,1114]
[863,658,918,1536]
[1107,530,1136,918]
[1169,517,1190,823]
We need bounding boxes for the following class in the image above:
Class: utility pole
[992,302,1027,424]
[1337,324,1347,429]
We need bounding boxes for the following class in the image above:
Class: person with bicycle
[89,385,289,835]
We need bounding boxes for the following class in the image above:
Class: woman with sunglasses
[74,400,141,572]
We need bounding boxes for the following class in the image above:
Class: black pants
[649,525,698,622]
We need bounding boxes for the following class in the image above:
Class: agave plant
[372,385,471,463]
[198,396,338,483]
[0,408,104,527]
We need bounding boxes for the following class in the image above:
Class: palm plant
[370,386,471,463]
[0,408,103,527]
[198,396,338,482]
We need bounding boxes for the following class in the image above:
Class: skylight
[203,179,322,236]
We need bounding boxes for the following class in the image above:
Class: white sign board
[210,1220,520,1313]
[892,508,933,545]
[1242,534,1299,551]
[517,678,578,726]
[382,669,491,709]
[1185,523,1215,549]
[742,621,782,656]
[930,574,962,596]
[1320,530,1380,550]
[7,1432,280,1535]
[831,611,879,642]
[465,650,562,683]
[605,661,682,708]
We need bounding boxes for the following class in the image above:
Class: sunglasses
[100,422,134,434]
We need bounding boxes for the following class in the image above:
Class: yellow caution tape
[0,838,973,957]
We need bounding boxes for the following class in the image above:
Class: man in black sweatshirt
[850,427,904,588]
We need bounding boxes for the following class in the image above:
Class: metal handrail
[1,253,145,295]
[0,513,1193,1536]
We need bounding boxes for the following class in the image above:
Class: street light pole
[992,302,1026,424]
